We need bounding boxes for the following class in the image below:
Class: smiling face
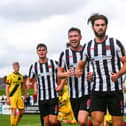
[92,19,107,38]
[68,30,82,49]
[37,46,47,59]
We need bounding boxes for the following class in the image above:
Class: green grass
[0,114,40,126]
[0,87,5,95]
[1,114,126,126]
[124,116,126,122]
[0,114,78,126]
[25,89,34,95]
[0,87,34,96]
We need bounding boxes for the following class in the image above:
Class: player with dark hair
[58,27,93,126]
[75,13,126,126]
[27,43,64,126]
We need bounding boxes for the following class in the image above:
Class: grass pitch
[0,114,78,126]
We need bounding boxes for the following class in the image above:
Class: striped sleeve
[81,43,88,61]
[116,39,126,58]
[28,64,35,79]
[55,60,58,70]
[81,43,86,60]
[59,51,65,68]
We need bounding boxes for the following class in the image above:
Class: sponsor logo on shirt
[38,72,53,77]
[92,55,112,61]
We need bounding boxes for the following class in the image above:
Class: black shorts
[90,91,124,116]
[70,96,91,120]
[39,98,58,117]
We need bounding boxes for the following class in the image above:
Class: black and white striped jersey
[28,59,58,101]
[59,46,91,99]
[82,36,125,92]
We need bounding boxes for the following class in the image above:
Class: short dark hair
[36,43,47,50]
[87,13,108,25]
[68,27,81,35]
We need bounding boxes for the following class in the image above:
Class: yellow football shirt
[58,84,76,123]
[6,72,24,97]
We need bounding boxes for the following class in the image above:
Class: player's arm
[75,60,86,78]
[26,77,33,88]
[58,51,74,78]
[111,40,126,82]
[87,62,94,81]
[26,64,35,88]
[33,78,37,95]
[111,55,126,82]
[21,81,26,102]
[5,75,11,105]
[55,60,68,91]
[56,78,67,92]
[87,72,93,81]
[75,43,88,78]
[6,84,10,105]
[117,55,126,76]
[58,67,74,78]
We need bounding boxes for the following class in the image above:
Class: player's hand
[87,72,93,81]
[75,68,83,78]
[65,68,74,77]
[7,97,10,105]
[56,85,63,92]
[111,72,119,82]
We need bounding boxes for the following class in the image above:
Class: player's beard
[94,30,106,38]
[39,55,46,61]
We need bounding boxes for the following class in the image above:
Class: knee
[78,119,88,126]
[44,119,49,126]
[93,119,103,126]
[49,118,57,125]
[11,109,16,116]
[19,110,24,116]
